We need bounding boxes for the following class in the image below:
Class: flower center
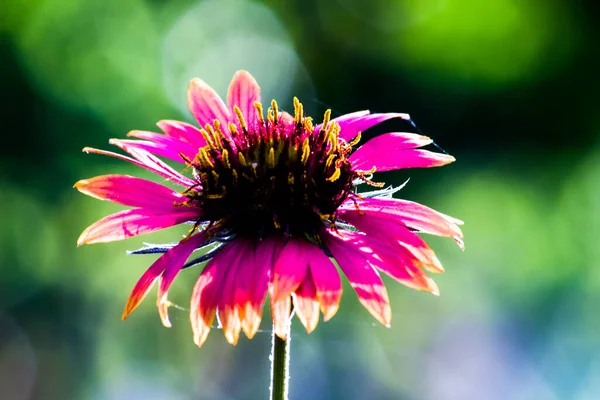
[182,98,360,237]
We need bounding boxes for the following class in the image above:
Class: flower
[75,70,463,347]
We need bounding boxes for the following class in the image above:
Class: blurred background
[1,0,598,399]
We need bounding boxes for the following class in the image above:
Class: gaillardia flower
[76,71,463,347]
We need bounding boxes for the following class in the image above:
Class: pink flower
[75,71,463,347]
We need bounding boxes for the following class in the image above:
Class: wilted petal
[227,70,261,127]
[77,208,200,246]
[74,174,186,208]
[324,229,392,327]
[188,78,231,128]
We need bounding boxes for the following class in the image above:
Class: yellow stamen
[267,107,274,124]
[221,149,231,169]
[301,137,310,164]
[197,148,214,168]
[232,169,238,185]
[327,168,341,182]
[238,152,247,167]
[325,153,336,168]
[348,131,362,147]
[199,129,216,150]
[271,99,279,123]
[254,101,264,123]
[228,122,239,137]
[321,109,331,132]
[205,124,222,150]
[267,147,275,169]
[293,97,303,124]
[213,120,225,149]
[211,170,219,181]
[233,105,247,131]
[303,117,314,132]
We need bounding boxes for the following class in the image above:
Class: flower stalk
[270,327,290,400]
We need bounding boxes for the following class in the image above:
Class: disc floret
[185,98,357,237]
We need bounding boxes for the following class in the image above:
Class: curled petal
[227,70,261,127]
[307,248,342,321]
[157,119,206,149]
[74,175,185,208]
[156,233,209,327]
[324,229,392,327]
[187,78,231,128]
[77,208,201,246]
[293,270,320,334]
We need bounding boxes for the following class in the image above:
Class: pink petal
[229,239,258,339]
[333,229,439,295]
[306,247,342,321]
[356,132,433,150]
[126,130,199,162]
[315,110,369,138]
[217,240,249,345]
[226,70,261,127]
[190,242,237,347]
[350,148,455,172]
[270,238,309,302]
[74,174,186,208]
[293,270,320,334]
[271,296,292,340]
[324,229,392,327]
[270,238,311,339]
[339,197,463,242]
[77,207,201,246]
[316,112,411,142]
[156,233,209,327]
[83,146,194,188]
[157,119,206,149]
[187,78,231,128]
[121,254,166,321]
[243,237,282,338]
[341,211,444,273]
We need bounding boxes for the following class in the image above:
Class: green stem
[270,323,291,400]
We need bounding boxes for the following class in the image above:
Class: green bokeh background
[1,0,598,399]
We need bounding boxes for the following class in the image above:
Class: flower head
[76,71,463,347]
